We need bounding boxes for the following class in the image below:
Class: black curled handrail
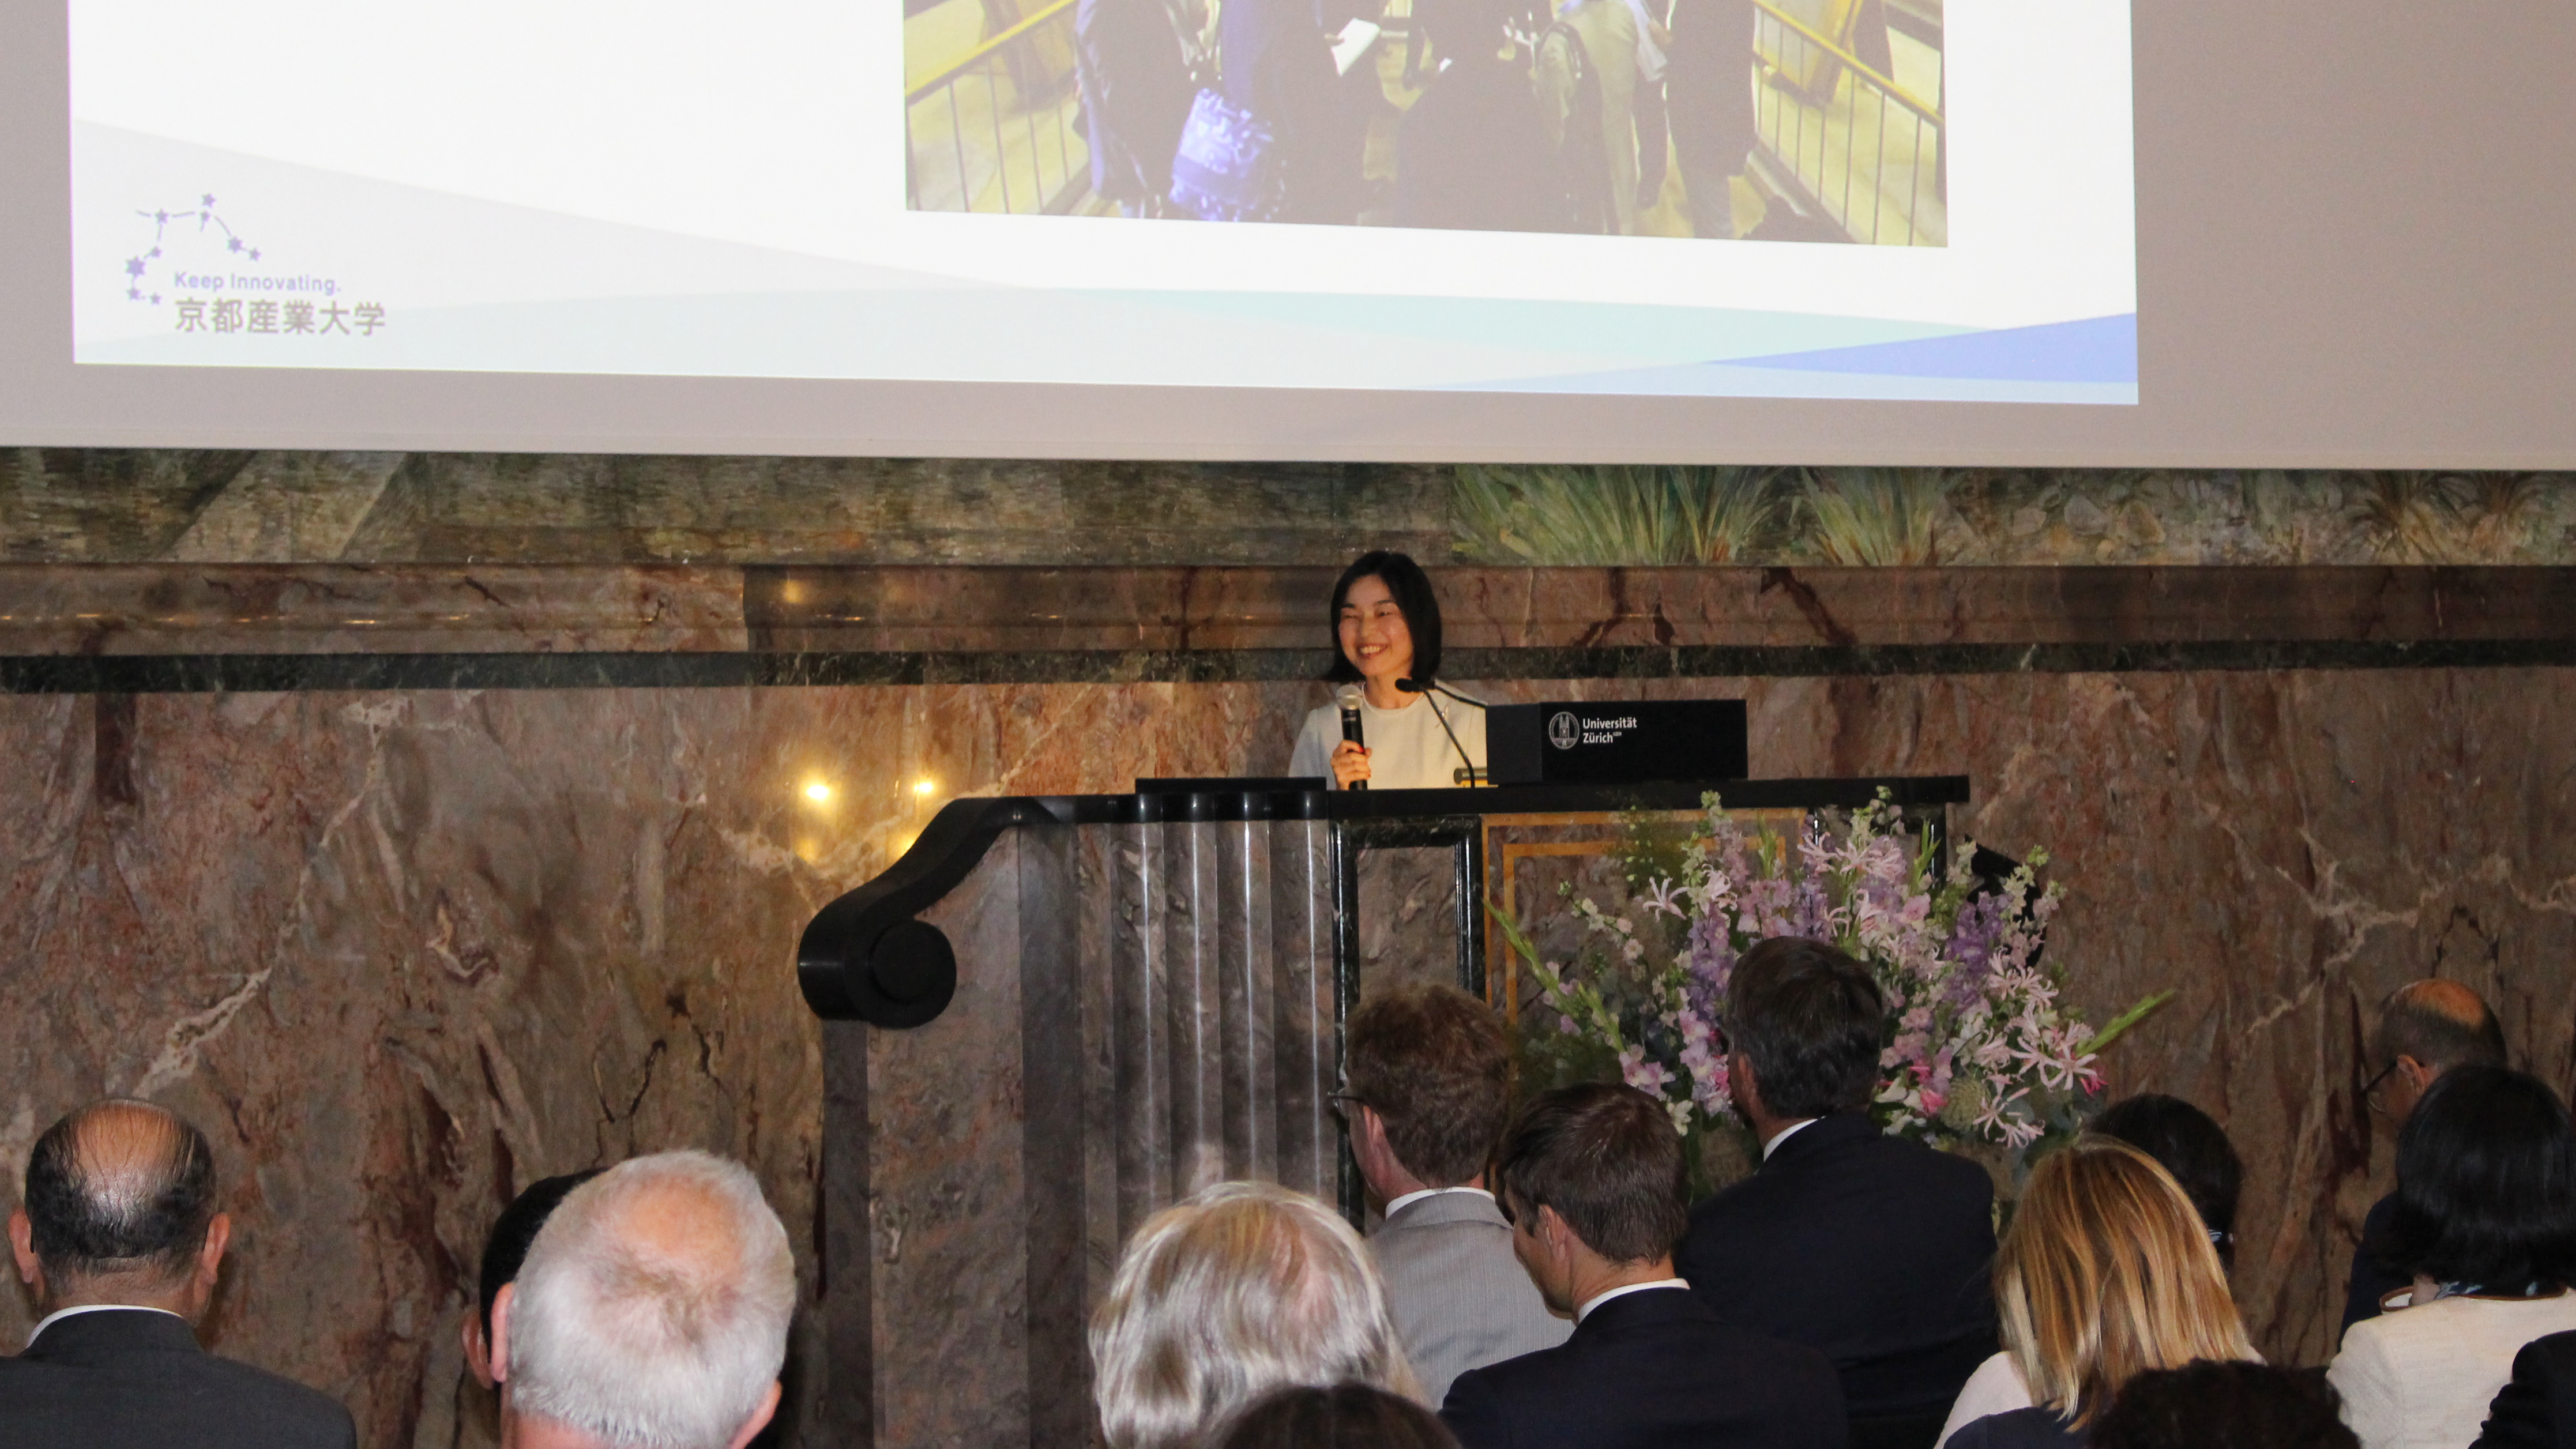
[796,795,1066,1023]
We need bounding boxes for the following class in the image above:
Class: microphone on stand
[1397,678,1486,709]
[1397,678,1487,786]
[1335,683,1368,792]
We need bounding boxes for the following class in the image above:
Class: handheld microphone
[1335,683,1368,792]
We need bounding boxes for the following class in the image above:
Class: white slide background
[66,0,2134,383]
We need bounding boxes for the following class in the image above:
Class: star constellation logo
[121,193,388,339]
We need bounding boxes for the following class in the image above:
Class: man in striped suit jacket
[1344,984,1571,1407]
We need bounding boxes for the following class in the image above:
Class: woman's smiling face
[1337,574,1414,686]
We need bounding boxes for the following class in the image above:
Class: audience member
[0,1099,355,1449]
[1937,1097,2249,1446]
[1678,936,1998,1449]
[1344,984,1570,1407]
[2092,1361,2359,1449]
[2346,979,2509,1333]
[1946,1138,2255,1449]
[2472,1330,2576,1449]
[1215,1384,1464,1449]
[461,1169,605,1391]
[1091,1180,1417,1449]
[2329,1066,2576,1449]
[2092,1094,2243,1270]
[1440,1082,1846,1449]
[493,1150,795,1449]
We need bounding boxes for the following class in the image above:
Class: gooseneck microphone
[1396,678,1488,786]
[1335,683,1368,791]
[1397,678,1486,709]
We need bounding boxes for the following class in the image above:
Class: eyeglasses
[1329,1090,1369,1120]
[2360,1059,2401,1116]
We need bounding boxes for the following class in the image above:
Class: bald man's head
[2374,980,2507,1076]
[21,1099,217,1289]
[503,1150,793,1449]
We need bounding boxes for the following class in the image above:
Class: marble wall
[1,562,2572,1446]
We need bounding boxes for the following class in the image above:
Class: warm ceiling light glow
[912,779,937,796]
[804,782,832,802]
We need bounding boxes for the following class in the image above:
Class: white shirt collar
[1384,1184,1492,1219]
[1761,1118,1819,1160]
[1575,1278,1691,1322]
[28,1303,186,1348]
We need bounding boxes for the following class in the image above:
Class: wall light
[912,779,937,797]
[804,781,833,803]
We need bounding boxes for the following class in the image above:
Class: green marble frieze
[3,450,2571,566]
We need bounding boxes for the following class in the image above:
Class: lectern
[798,776,1969,1446]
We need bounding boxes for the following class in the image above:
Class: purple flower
[1684,913,1736,1015]
[1942,894,2007,1011]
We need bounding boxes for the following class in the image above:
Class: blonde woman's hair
[1997,1136,2255,1428]
[1090,1180,1420,1449]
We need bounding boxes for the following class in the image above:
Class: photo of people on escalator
[903,0,1945,243]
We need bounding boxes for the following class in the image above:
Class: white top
[1761,1119,1818,1160]
[1937,1345,2267,1448]
[1386,1184,1493,1220]
[28,1302,185,1348]
[1577,1278,1692,1322]
[1290,692,1488,792]
[2329,1290,2576,1449]
[1935,1352,2035,1448]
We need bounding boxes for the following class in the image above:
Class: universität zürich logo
[1547,711,1579,750]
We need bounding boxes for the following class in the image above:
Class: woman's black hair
[1325,551,1442,684]
[2389,1063,2576,1292]
[2093,1094,2244,1268]
[1213,1384,1461,1449]
[2092,1362,2357,1449]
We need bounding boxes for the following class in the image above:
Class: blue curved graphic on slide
[1724,313,2138,383]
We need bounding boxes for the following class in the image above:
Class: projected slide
[66,0,2134,402]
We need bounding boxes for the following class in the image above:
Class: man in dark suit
[1676,938,1996,1449]
[2474,1328,2576,1448]
[0,1098,354,1449]
[2344,978,2508,1335]
[1440,1082,1847,1449]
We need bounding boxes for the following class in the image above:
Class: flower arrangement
[1495,793,2168,1172]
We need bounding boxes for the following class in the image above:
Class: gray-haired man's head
[494,1150,795,1449]
[9,1098,231,1320]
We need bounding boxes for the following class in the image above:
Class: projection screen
[2,0,2571,464]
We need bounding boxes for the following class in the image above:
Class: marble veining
[1,576,2570,1440]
